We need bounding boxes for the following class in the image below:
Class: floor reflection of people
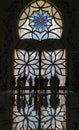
[34,95,38,114]
[17,93,21,112]
[50,94,59,109]
[21,95,26,112]
[43,94,48,108]
[17,94,26,112]
[29,95,32,106]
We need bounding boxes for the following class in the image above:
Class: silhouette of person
[17,75,23,93]
[40,76,44,91]
[28,76,33,91]
[65,77,69,93]
[50,75,54,93]
[12,76,16,91]
[53,74,60,94]
[22,74,27,87]
[44,76,49,93]
[34,75,38,94]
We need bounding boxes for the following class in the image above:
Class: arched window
[18,0,63,40]
[13,1,66,130]
[14,0,66,86]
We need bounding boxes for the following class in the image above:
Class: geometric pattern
[12,91,66,130]
[29,9,52,33]
[18,0,63,40]
[13,1,66,130]
[14,49,66,86]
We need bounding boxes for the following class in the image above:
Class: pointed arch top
[18,0,63,41]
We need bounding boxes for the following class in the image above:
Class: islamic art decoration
[14,49,66,86]
[18,0,63,40]
[12,91,66,130]
[29,9,52,33]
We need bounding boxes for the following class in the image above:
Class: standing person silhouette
[50,75,54,94]
[34,75,38,94]
[17,75,23,93]
[22,74,27,91]
[28,76,33,92]
[44,76,49,93]
[11,76,16,91]
[39,76,44,91]
[53,74,60,94]
[65,77,69,93]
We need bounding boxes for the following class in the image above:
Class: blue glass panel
[29,10,52,33]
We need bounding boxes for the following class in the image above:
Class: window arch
[14,0,66,87]
[18,0,63,40]
[13,1,66,130]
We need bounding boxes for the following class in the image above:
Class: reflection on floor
[0,90,79,130]
[12,90,66,130]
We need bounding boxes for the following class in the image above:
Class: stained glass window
[12,1,66,130]
[14,49,66,86]
[12,90,66,130]
[18,0,63,40]
[13,48,66,130]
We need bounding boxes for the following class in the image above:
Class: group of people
[34,74,60,93]
[11,74,27,92]
[11,73,60,94]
